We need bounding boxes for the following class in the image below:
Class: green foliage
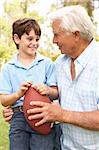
[63,0,94,16]
[0,105,9,150]
[0,0,43,70]
[0,0,58,70]
[0,44,16,70]
[0,0,98,70]
[0,17,11,37]
[0,1,98,149]
[96,36,99,41]
[38,48,60,62]
[4,0,36,14]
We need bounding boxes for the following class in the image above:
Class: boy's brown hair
[12,18,41,49]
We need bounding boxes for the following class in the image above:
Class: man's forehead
[52,20,62,32]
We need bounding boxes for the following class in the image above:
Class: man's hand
[27,101,65,126]
[3,106,13,123]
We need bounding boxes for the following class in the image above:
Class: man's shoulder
[94,41,99,58]
[55,54,67,64]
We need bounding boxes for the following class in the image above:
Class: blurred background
[0,0,99,149]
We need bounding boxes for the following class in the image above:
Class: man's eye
[54,34,58,37]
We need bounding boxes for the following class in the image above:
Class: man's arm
[27,101,99,130]
[62,109,99,130]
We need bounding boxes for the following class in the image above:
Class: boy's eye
[36,38,39,41]
[28,38,33,41]
[27,37,40,41]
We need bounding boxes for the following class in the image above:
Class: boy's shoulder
[37,52,53,63]
[1,53,17,71]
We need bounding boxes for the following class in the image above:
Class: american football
[23,87,52,135]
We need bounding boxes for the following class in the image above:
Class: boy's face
[14,29,40,56]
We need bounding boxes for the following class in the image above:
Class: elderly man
[3,5,99,149]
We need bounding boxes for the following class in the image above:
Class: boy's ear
[13,34,20,44]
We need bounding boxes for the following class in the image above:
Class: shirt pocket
[76,83,97,111]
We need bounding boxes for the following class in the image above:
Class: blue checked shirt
[55,40,99,150]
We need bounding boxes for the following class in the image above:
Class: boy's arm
[0,81,32,107]
[47,86,58,100]
[0,93,21,107]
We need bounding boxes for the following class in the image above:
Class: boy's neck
[18,53,36,68]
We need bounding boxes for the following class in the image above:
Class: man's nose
[53,37,57,44]
[53,37,56,43]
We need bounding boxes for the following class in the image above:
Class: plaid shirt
[55,40,99,150]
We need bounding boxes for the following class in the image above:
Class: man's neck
[72,39,93,60]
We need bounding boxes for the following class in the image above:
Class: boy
[0,18,61,150]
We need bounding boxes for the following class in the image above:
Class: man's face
[14,29,40,56]
[52,20,78,58]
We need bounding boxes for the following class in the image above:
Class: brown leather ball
[23,87,52,135]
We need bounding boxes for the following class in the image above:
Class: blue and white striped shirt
[55,40,99,150]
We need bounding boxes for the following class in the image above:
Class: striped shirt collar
[76,39,97,69]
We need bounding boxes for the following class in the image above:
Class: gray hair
[50,5,95,41]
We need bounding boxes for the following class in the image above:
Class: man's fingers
[28,113,43,120]
[5,116,12,122]
[27,101,50,115]
[3,112,12,117]
[30,101,49,107]
[3,109,13,117]
[2,106,13,123]
[27,107,44,114]
[35,118,46,126]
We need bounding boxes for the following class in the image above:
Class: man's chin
[58,46,64,54]
[60,49,64,54]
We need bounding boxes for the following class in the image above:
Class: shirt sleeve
[45,58,57,87]
[0,64,12,94]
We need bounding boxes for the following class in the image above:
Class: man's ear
[74,31,80,42]
[13,34,20,44]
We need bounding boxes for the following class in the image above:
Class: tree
[0,0,43,68]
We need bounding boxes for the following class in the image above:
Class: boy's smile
[15,29,40,57]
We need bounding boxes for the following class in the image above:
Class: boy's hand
[32,84,49,95]
[16,81,32,98]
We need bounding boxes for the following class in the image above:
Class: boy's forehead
[24,29,40,37]
[28,29,35,34]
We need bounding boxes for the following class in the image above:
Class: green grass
[0,105,9,150]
